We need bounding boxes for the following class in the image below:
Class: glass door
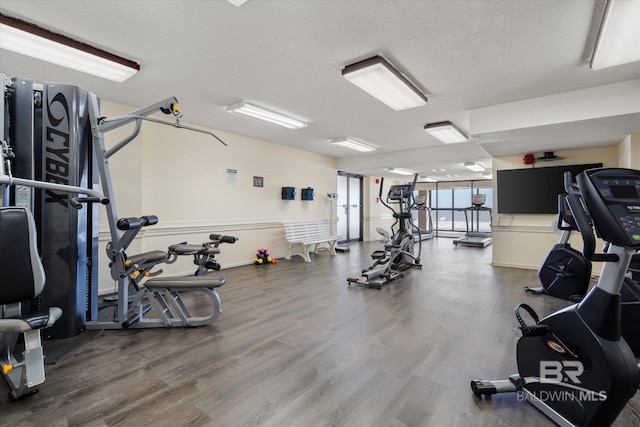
[337,172,362,243]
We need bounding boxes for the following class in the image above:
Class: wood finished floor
[2,238,640,426]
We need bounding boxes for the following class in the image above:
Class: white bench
[283,220,341,262]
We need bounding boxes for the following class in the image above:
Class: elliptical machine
[347,173,422,289]
[471,168,640,427]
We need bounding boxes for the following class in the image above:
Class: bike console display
[388,184,412,201]
[577,168,640,249]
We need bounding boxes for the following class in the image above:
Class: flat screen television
[496,163,602,214]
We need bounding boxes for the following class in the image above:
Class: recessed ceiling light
[464,162,485,172]
[342,55,427,111]
[0,13,139,82]
[330,137,376,152]
[387,168,415,176]
[226,102,307,129]
[424,121,468,144]
[590,0,640,69]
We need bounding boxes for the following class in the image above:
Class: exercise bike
[525,176,640,355]
[471,167,640,427]
[525,193,592,301]
[347,173,422,289]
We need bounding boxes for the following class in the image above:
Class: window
[429,181,493,234]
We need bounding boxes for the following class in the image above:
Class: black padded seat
[0,207,62,399]
[144,276,226,289]
[0,308,62,333]
[168,244,221,256]
[0,207,61,333]
[128,250,169,265]
[0,207,61,332]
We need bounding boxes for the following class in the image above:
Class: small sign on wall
[226,168,237,185]
[254,176,264,187]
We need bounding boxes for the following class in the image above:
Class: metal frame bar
[86,93,227,329]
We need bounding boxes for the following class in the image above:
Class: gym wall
[617,133,640,170]
[97,99,337,295]
[491,143,628,272]
[362,176,400,241]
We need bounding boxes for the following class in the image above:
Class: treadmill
[453,194,492,248]
[413,194,434,241]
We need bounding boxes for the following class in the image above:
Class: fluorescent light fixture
[330,137,376,152]
[386,168,415,176]
[342,55,427,111]
[464,162,485,172]
[420,177,437,182]
[0,14,139,82]
[482,174,493,180]
[226,102,307,129]
[424,121,468,144]
[228,0,248,6]
[590,0,640,70]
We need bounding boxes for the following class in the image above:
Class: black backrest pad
[0,207,44,304]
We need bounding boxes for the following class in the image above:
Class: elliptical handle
[410,173,419,192]
[378,177,385,198]
[556,194,576,231]
[565,193,595,260]
[409,173,419,206]
[564,171,580,195]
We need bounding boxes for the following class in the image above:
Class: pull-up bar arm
[99,97,227,159]
[99,97,179,133]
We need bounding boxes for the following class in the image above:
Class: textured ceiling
[1,0,639,181]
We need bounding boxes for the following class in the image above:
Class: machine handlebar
[116,215,159,230]
[209,234,238,244]
[69,196,110,209]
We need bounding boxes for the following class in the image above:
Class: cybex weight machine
[3,76,100,339]
[2,75,229,336]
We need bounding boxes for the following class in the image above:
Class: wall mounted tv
[497,163,602,214]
